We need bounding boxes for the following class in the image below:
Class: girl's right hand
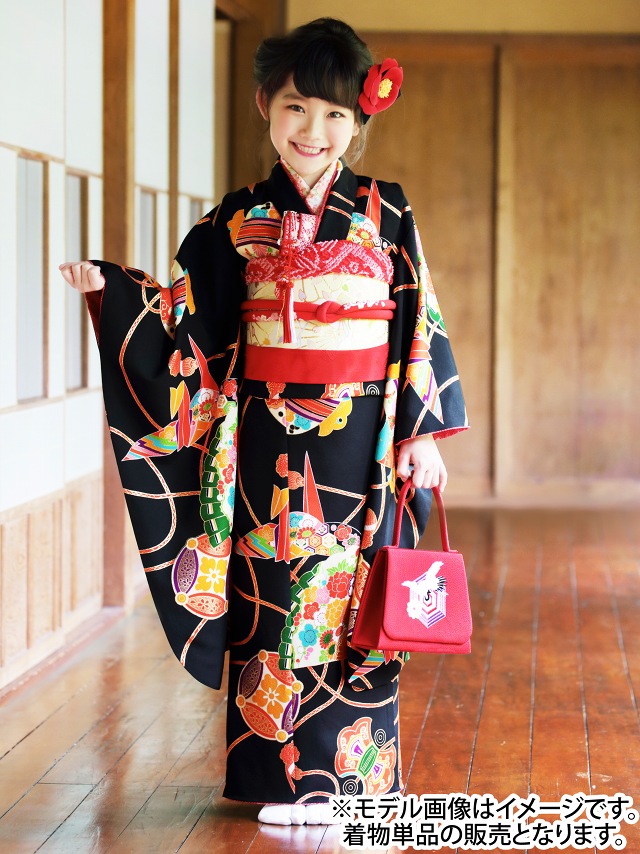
[59,261,105,292]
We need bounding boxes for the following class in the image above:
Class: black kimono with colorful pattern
[89,162,467,804]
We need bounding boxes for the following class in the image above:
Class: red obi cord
[244,344,389,383]
[241,298,396,324]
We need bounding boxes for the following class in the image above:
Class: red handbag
[352,479,472,654]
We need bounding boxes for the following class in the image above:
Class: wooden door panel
[362,37,496,498]
[502,45,640,492]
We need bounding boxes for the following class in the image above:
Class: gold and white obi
[238,209,396,383]
[243,272,391,351]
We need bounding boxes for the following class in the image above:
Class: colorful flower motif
[222,464,234,484]
[191,388,216,421]
[300,624,317,647]
[327,571,352,599]
[303,602,319,620]
[335,525,351,542]
[279,547,359,668]
[319,629,334,649]
[355,228,375,247]
[194,556,227,594]
[302,587,317,604]
[358,59,403,118]
[345,214,382,249]
[297,525,315,540]
[315,585,331,605]
[255,524,273,540]
[276,453,288,478]
[325,599,346,629]
[221,379,237,397]
[253,672,291,718]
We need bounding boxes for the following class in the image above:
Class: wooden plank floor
[0,507,639,853]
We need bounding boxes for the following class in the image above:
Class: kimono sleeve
[391,199,468,445]
[86,201,245,690]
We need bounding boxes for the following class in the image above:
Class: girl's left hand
[396,434,447,491]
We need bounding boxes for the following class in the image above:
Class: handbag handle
[392,478,452,552]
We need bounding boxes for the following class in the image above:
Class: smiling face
[257,76,360,188]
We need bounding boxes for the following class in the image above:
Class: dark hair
[254,18,373,126]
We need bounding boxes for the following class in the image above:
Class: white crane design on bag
[402,560,448,627]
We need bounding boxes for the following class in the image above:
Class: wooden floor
[0,506,639,853]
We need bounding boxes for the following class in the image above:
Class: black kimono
[88,161,467,803]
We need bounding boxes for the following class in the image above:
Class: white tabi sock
[258,804,293,825]
[258,801,342,825]
[290,804,306,825]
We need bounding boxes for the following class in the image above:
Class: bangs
[292,42,362,110]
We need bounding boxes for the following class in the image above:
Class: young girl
[60,18,467,826]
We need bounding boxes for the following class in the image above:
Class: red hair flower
[358,58,403,118]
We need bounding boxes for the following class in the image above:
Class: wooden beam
[215,0,250,20]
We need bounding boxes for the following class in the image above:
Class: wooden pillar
[102,0,135,606]
[492,46,515,498]
[220,0,285,188]
[169,0,180,252]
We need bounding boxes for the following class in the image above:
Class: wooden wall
[0,475,103,691]
[362,35,640,504]
[497,43,640,502]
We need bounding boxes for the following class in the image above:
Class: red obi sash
[244,343,390,384]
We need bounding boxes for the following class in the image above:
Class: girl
[60,18,467,826]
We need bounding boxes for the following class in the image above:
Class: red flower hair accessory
[358,58,403,120]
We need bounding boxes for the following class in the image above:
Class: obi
[241,211,396,384]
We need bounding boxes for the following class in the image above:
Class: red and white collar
[280,158,343,214]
